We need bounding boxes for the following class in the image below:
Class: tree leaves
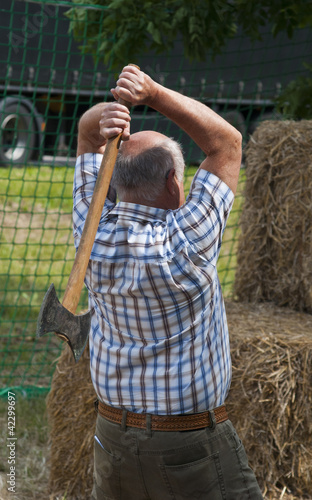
[65,0,312,69]
[275,66,312,120]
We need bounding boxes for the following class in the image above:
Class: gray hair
[111,137,185,202]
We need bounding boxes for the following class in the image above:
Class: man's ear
[165,168,176,195]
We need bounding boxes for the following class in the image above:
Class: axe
[37,66,138,362]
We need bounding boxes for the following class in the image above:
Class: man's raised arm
[112,65,242,194]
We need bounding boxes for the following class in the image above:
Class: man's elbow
[232,129,243,162]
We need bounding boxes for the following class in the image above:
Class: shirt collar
[107,201,168,223]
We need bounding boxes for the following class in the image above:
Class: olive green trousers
[91,413,263,500]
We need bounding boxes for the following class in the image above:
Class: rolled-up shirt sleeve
[73,153,116,249]
[176,168,235,265]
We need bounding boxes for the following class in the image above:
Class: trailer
[1,0,311,166]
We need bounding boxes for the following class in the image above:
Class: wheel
[0,99,36,166]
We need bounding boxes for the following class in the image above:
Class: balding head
[120,131,167,157]
[111,133,185,207]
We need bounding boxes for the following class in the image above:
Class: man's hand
[111,65,158,107]
[99,102,131,141]
[99,66,156,142]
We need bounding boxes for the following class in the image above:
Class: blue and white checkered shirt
[73,153,234,415]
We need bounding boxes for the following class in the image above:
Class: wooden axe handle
[62,64,139,313]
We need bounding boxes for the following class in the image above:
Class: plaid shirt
[73,153,234,415]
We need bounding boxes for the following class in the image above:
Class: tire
[0,99,36,166]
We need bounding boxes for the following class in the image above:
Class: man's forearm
[76,103,108,157]
[147,84,241,159]
[147,83,242,193]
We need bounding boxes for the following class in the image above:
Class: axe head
[36,283,91,363]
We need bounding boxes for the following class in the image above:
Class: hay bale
[226,301,312,499]
[234,120,312,313]
[47,343,96,499]
[47,302,312,500]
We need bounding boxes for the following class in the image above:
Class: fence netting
[0,0,311,395]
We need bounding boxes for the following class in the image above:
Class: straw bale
[234,120,312,313]
[46,343,96,499]
[47,301,312,499]
[226,301,312,499]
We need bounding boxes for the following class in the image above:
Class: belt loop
[121,409,127,431]
[208,410,216,430]
[145,414,152,437]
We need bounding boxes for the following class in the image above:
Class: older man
[74,65,263,499]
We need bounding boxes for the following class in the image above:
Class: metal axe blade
[36,283,91,363]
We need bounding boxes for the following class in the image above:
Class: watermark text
[7,391,16,493]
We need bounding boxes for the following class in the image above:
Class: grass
[0,164,78,391]
[0,165,76,320]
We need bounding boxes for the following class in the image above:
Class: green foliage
[234,0,312,39]
[65,0,312,68]
[275,64,312,119]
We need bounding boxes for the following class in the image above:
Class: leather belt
[97,400,228,432]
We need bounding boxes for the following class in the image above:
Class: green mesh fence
[0,0,311,395]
